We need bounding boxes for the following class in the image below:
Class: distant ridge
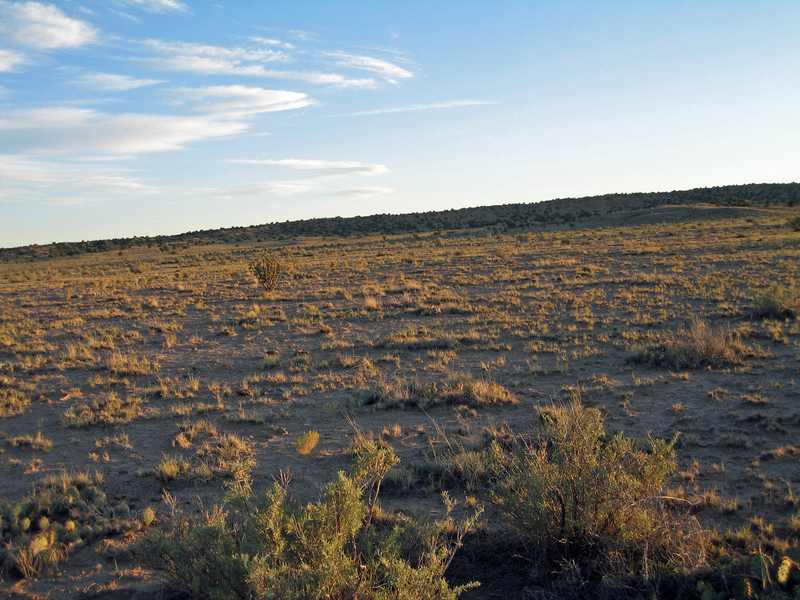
[3,182,799,259]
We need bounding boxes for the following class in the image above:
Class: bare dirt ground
[1,204,799,598]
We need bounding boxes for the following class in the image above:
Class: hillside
[3,182,799,260]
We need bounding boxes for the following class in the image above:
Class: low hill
[3,182,799,260]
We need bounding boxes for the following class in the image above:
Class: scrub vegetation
[1,190,800,598]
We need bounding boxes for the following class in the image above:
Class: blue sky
[1,1,799,247]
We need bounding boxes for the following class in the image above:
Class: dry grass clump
[629,321,748,369]
[1,470,140,578]
[362,376,515,410]
[106,351,156,376]
[440,376,516,406]
[4,431,53,452]
[62,393,145,426]
[0,376,33,418]
[154,454,192,481]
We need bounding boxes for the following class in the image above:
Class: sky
[1,1,799,248]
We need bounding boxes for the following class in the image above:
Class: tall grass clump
[140,441,481,600]
[628,321,748,369]
[249,250,286,292]
[491,399,706,591]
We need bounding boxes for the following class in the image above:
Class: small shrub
[249,250,286,292]
[142,506,156,528]
[789,216,800,231]
[753,285,800,319]
[295,430,320,455]
[140,441,480,600]
[491,398,704,583]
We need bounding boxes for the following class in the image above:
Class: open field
[1,203,799,598]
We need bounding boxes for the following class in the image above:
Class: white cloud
[202,180,315,199]
[177,86,312,117]
[114,0,186,13]
[0,1,97,49]
[74,72,165,90]
[147,40,289,69]
[146,39,376,87]
[0,108,247,154]
[0,154,158,204]
[231,158,390,177]
[328,187,394,198]
[337,100,501,117]
[0,48,25,71]
[324,52,413,83]
[248,36,294,50]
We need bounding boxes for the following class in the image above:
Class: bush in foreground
[491,399,707,591]
[140,441,481,600]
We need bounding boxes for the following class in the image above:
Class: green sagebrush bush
[140,440,482,600]
[753,284,800,319]
[491,399,702,582]
[248,250,286,293]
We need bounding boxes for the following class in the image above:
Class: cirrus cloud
[0,107,248,154]
[177,86,313,117]
[145,40,378,88]
[231,158,390,177]
[335,99,501,117]
[328,187,394,198]
[324,51,413,83]
[73,72,166,90]
[0,154,158,205]
[114,0,186,13]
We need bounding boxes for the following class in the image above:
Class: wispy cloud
[114,0,186,13]
[177,86,313,117]
[0,154,158,205]
[74,72,165,90]
[230,158,390,177]
[147,39,290,67]
[0,108,248,154]
[0,1,97,49]
[0,48,25,71]
[145,40,377,87]
[328,187,394,198]
[201,180,315,199]
[248,36,294,50]
[336,100,500,117]
[324,52,413,83]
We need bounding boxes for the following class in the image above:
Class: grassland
[0,202,799,598]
